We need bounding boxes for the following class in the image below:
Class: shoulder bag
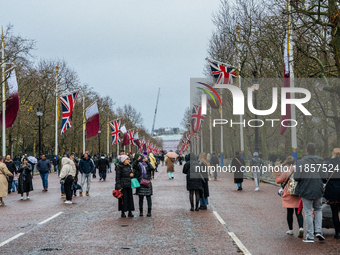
[278,170,294,197]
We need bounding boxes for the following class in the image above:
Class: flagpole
[288,1,297,164]
[236,25,244,160]
[82,86,85,154]
[209,106,212,154]
[107,115,109,155]
[220,89,224,167]
[1,27,6,158]
[55,66,59,157]
[117,115,119,155]
[201,129,203,153]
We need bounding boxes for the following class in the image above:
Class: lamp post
[36,103,43,159]
[98,129,101,155]
[252,70,260,153]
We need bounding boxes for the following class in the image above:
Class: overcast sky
[2,0,221,131]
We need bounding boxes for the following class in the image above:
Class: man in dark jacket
[294,143,326,243]
[5,155,17,193]
[107,154,112,173]
[98,154,109,181]
[37,154,51,191]
[79,152,94,196]
[210,152,219,181]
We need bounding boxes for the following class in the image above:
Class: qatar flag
[86,102,99,139]
[1,70,20,129]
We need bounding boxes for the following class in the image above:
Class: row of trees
[1,25,162,157]
[180,0,340,160]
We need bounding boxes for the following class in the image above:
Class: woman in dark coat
[133,155,154,217]
[183,153,202,211]
[198,153,210,210]
[324,148,340,239]
[231,151,245,190]
[115,155,135,218]
[17,158,33,200]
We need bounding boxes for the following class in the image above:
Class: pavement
[1,163,340,255]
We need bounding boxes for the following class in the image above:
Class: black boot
[121,212,126,218]
[195,202,200,211]
[334,232,340,239]
[128,211,134,217]
[190,202,194,211]
[147,208,151,217]
[139,208,143,217]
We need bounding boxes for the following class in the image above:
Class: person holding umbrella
[166,152,177,179]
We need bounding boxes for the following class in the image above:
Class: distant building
[153,127,183,152]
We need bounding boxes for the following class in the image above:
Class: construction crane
[151,87,160,135]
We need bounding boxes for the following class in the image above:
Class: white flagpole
[55,66,59,157]
[82,87,85,154]
[220,89,224,167]
[1,28,6,158]
[236,25,244,160]
[117,115,119,155]
[288,2,298,163]
[107,115,109,155]
[201,129,203,153]
[209,106,212,154]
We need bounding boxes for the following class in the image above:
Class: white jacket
[60,157,76,178]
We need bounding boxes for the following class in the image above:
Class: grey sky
[2,0,220,131]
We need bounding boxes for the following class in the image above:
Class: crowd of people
[1,143,340,244]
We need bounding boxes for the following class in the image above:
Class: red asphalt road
[1,163,340,255]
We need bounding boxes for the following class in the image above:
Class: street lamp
[98,129,101,155]
[36,103,43,159]
[252,70,260,154]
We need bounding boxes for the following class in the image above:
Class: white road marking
[228,232,252,255]
[0,233,25,247]
[213,211,251,255]
[213,211,226,225]
[38,212,63,225]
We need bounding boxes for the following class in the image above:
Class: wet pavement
[1,164,340,254]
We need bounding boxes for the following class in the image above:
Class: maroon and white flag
[121,125,130,147]
[86,102,99,139]
[1,70,20,128]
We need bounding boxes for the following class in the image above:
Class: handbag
[131,178,141,189]
[287,173,297,195]
[278,170,294,197]
[112,190,123,199]
[140,178,151,188]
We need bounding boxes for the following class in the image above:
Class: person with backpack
[275,156,304,238]
[210,152,219,181]
[250,152,264,191]
[98,154,110,181]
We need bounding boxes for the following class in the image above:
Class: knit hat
[142,151,148,158]
[119,155,129,163]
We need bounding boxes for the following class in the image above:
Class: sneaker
[255,187,259,191]
[26,196,30,200]
[79,192,83,196]
[61,194,66,197]
[86,191,89,196]
[302,238,314,243]
[64,201,72,204]
[20,197,23,200]
[316,233,325,241]
[286,230,293,235]
[298,228,304,238]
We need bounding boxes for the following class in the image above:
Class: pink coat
[275,167,301,208]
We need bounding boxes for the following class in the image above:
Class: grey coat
[294,154,326,200]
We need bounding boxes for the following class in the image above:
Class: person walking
[0,160,13,206]
[17,158,34,200]
[149,153,156,179]
[53,155,59,173]
[155,155,160,172]
[92,155,98,178]
[37,154,51,192]
[250,152,264,191]
[210,152,219,181]
[5,155,17,194]
[294,143,326,243]
[166,156,175,179]
[270,152,277,167]
[160,153,165,166]
[115,155,135,218]
[98,154,109,181]
[60,153,76,204]
[71,153,80,196]
[107,154,112,173]
[324,148,340,239]
[183,153,202,211]
[133,155,154,217]
[79,152,94,196]
[275,156,304,237]
[198,153,210,210]
[231,152,245,190]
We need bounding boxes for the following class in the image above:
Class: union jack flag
[191,105,205,133]
[146,141,150,153]
[128,129,135,146]
[187,123,197,136]
[60,91,79,135]
[110,119,121,145]
[185,133,191,143]
[208,60,237,85]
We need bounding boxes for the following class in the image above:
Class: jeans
[302,197,322,239]
[12,180,18,192]
[80,173,91,192]
[168,172,174,179]
[237,183,242,188]
[61,184,65,194]
[109,164,112,172]
[99,171,107,181]
[40,172,49,189]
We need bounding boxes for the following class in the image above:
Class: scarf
[139,162,148,179]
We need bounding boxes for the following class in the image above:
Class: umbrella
[166,152,178,159]
[27,156,38,164]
